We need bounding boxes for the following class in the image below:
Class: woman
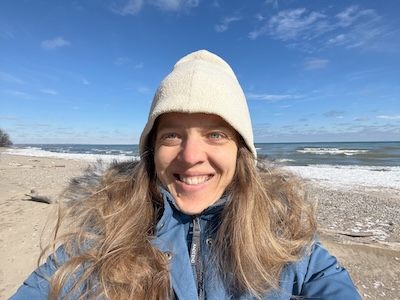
[11,50,361,299]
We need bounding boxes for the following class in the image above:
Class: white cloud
[249,6,387,53]
[150,0,199,11]
[264,0,278,9]
[137,87,150,94]
[304,58,329,70]
[249,8,327,41]
[255,14,265,21]
[135,62,144,69]
[267,9,326,41]
[110,0,199,15]
[377,115,400,120]
[327,34,346,45]
[246,93,295,102]
[39,88,58,95]
[114,57,132,66]
[110,0,144,15]
[114,57,143,69]
[215,16,242,32]
[5,90,31,98]
[41,37,71,50]
[335,5,375,28]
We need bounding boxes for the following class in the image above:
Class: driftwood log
[319,228,375,238]
[25,188,55,204]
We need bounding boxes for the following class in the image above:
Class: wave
[297,147,369,156]
[3,148,140,162]
[286,164,400,190]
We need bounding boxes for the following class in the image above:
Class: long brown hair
[215,147,316,297]
[42,143,316,299]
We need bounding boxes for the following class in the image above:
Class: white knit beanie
[139,49,257,158]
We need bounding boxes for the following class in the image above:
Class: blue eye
[209,132,223,139]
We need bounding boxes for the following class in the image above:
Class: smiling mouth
[176,175,212,185]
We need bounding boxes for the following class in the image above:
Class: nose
[178,135,206,166]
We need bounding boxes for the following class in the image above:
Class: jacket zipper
[190,216,204,299]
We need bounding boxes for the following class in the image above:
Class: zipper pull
[190,216,201,265]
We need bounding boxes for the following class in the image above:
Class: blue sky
[1,0,399,144]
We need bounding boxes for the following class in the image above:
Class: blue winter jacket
[10,188,361,299]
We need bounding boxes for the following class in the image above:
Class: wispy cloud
[255,14,265,21]
[327,8,382,49]
[110,0,199,15]
[377,115,400,120]
[215,15,243,32]
[0,72,24,84]
[114,57,132,66]
[249,8,326,40]
[150,0,200,11]
[15,123,52,127]
[345,68,386,81]
[39,88,58,95]
[41,36,71,50]
[249,6,387,53]
[354,117,369,122]
[246,93,300,102]
[110,0,144,15]
[135,62,144,69]
[323,110,345,118]
[0,30,15,39]
[264,0,278,9]
[114,57,143,69]
[304,58,329,70]
[0,116,18,120]
[5,90,31,98]
[210,0,219,8]
[137,86,150,94]
[335,6,375,28]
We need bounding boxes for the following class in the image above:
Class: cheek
[215,149,238,176]
[154,147,173,180]
[154,148,164,173]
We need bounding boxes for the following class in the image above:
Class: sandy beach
[1,150,399,299]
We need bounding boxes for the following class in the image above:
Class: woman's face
[154,113,239,215]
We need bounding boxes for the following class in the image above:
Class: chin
[176,204,204,215]
[174,198,209,215]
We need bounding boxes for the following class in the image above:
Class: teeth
[179,176,209,185]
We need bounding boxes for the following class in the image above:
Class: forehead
[157,112,233,129]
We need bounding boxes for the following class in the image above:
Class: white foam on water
[286,165,400,190]
[2,148,139,163]
[297,147,369,156]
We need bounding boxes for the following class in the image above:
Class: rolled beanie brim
[139,50,257,159]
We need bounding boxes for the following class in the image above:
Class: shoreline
[1,152,399,299]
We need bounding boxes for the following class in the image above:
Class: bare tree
[0,128,13,147]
